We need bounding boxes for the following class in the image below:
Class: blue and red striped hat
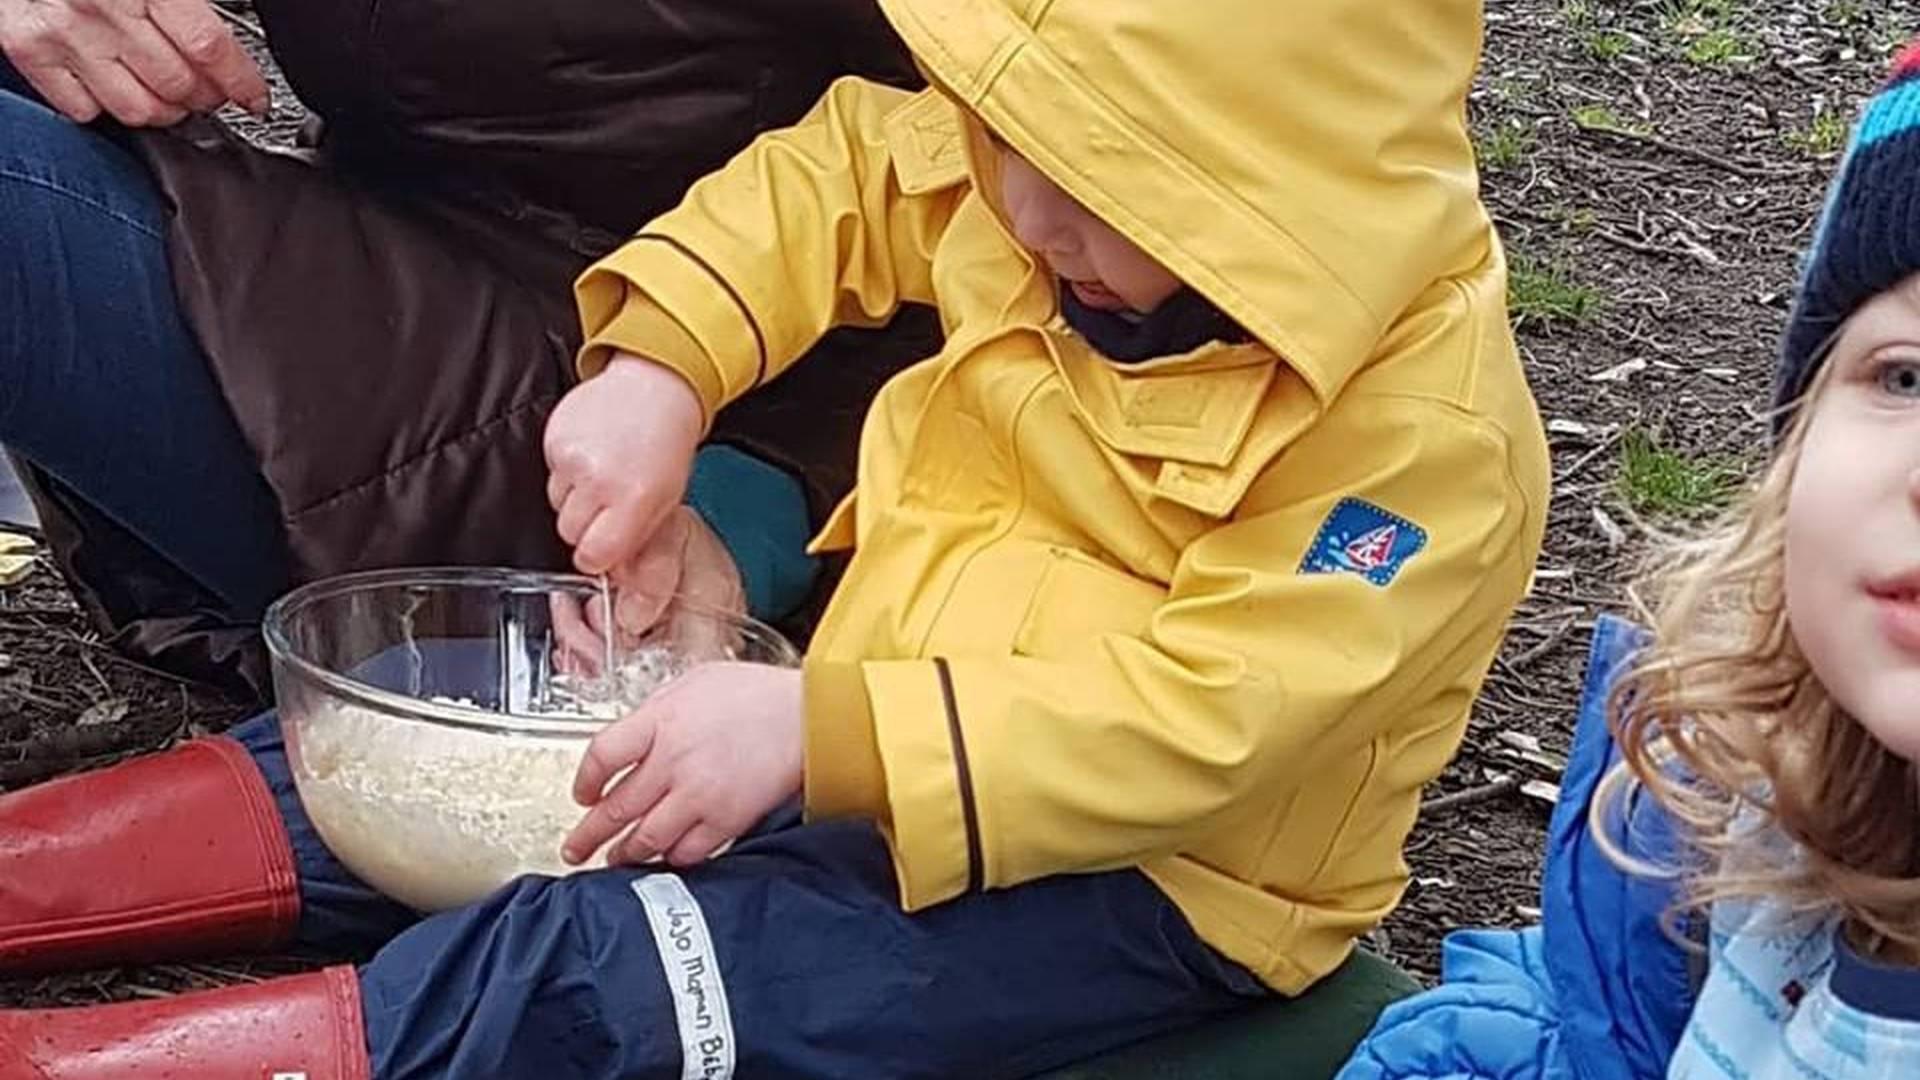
[1776,42,1920,427]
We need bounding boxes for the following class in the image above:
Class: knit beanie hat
[1776,40,1920,429]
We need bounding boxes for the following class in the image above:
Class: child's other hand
[550,506,746,676]
[563,662,803,868]
[544,353,703,576]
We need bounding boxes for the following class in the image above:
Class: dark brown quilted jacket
[21,0,939,700]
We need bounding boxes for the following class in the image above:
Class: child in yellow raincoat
[0,0,1548,1076]
[546,0,1549,1062]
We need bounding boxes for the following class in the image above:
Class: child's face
[1786,275,1920,761]
[997,149,1183,315]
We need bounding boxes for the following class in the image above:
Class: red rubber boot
[0,737,300,975]
[0,965,369,1079]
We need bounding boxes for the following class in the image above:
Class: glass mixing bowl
[262,567,799,912]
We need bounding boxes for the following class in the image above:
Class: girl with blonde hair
[1343,39,1920,1079]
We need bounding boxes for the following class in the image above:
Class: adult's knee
[0,86,167,245]
[0,86,170,405]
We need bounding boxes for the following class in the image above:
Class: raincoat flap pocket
[1013,547,1164,659]
[884,90,971,196]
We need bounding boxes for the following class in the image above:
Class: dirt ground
[1,0,1914,1012]
[1374,0,1912,978]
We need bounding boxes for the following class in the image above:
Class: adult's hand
[549,505,746,677]
[0,0,269,126]
[544,351,705,576]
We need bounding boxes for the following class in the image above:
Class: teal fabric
[683,444,820,622]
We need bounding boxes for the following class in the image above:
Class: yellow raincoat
[575,0,1548,992]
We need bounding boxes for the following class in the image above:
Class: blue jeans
[0,63,290,615]
[231,713,1266,1078]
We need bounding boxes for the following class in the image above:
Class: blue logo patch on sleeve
[1299,498,1428,587]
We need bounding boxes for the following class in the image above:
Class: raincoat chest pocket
[1012,547,1165,660]
[1048,335,1314,519]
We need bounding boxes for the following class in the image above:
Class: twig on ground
[1580,124,1808,180]
[1592,226,1723,266]
[2,682,80,713]
[56,631,222,690]
[1553,426,1628,485]
[1421,777,1521,817]
[77,649,112,695]
[1769,57,1829,93]
[1504,617,1577,673]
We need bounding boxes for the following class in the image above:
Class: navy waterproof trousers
[231,714,1269,1079]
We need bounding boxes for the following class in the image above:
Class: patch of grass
[1572,104,1620,130]
[1559,206,1599,234]
[1508,257,1604,325]
[1683,27,1752,67]
[1570,104,1650,137]
[1617,431,1738,517]
[1474,121,1535,171]
[1658,0,1752,67]
[1585,29,1633,61]
[1560,0,1595,28]
[1784,110,1849,157]
[1489,75,1537,109]
[1821,0,1869,28]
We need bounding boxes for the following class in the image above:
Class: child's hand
[544,353,704,575]
[563,662,803,867]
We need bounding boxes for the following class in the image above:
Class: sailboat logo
[1300,499,1428,587]
[1340,524,1400,572]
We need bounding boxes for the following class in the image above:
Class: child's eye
[1877,359,1920,398]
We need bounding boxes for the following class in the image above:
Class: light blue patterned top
[1670,898,1920,1079]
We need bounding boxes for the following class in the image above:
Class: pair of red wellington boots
[0,737,370,1079]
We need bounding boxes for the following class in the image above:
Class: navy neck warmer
[1059,284,1252,363]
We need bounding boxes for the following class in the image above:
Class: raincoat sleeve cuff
[573,235,766,421]
[573,283,718,422]
[802,659,886,822]
[862,659,975,909]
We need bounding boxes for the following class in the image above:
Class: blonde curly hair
[1592,362,1920,954]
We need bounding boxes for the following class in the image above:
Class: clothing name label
[633,873,737,1080]
[1299,497,1428,587]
